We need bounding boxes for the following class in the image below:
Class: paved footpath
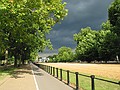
[0,65,36,90]
[31,63,74,90]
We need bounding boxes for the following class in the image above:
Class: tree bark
[14,55,18,67]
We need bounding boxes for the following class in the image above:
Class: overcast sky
[40,0,114,56]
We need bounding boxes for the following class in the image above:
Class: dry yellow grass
[41,63,120,81]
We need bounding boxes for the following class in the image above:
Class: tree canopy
[0,0,68,66]
[108,0,120,59]
[108,0,120,35]
[73,26,119,63]
[57,46,74,62]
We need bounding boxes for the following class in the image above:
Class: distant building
[38,57,49,62]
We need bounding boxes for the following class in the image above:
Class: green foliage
[98,30,119,61]
[74,27,99,62]
[73,0,120,63]
[108,0,120,28]
[48,55,58,62]
[108,0,120,35]
[49,46,74,62]
[108,0,120,58]
[0,0,68,66]
[0,66,15,80]
[101,20,113,30]
[74,27,119,62]
[56,46,74,62]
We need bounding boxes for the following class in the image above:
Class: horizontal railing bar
[69,71,75,74]
[95,77,120,85]
[62,69,67,72]
[78,73,90,78]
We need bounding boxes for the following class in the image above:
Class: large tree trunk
[14,55,18,67]
[22,59,25,65]
[14,59,17,67]
[4,50,8,69]
[18,54,22,67]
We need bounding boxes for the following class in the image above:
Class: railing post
[44,65,46,71]
[60,69,62,81]
[47,66,49,73]
[51,67,52,75]
[118,81,120,85]
[40,64,42,68]
[67,70,70,85]
[75,72,79,90]
[49,66,51,74]
[42,65,44,69]
[46,65,47,72]
[38,64,40,68]
[49,66,50,73]
[47,66,48,72]
[45,65,47,71]
[53,67,55,76]
[91,75,95,90]
[37,64,40,68]
[48,66,49,73]
[56,68,58,78]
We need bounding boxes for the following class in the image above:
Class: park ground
[0,63,120,90]
[0,65,36,90]
[41,63,120,81]
[0,63,74,90]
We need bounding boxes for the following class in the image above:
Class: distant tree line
[49,0,120,63]
[48,46,75,62]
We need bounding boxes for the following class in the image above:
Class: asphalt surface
[31,63,74,90]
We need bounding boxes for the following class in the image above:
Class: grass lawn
[0,66,15,81]
[59,69,120,90]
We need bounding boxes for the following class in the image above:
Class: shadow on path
[10,64,32,79]
[31,63,74,90]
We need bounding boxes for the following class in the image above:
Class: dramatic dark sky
[41,0,114,56]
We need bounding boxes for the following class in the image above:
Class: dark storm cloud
[45,0,114,54]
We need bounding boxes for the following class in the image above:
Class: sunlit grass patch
[0,66,15,80]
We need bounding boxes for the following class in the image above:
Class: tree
[47,55,58,62]
[108,0,120,60]
[73,26,119,62]
[57,46,74,62]
[101,20,113,30]
[74,27,99,62]
[97,30,119,62]
[0,0,68,66]
[108,0,120,35]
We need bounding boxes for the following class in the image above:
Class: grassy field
[41,63,120,90]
